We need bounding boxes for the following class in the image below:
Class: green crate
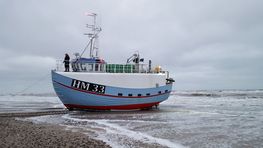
[106,64,135,73]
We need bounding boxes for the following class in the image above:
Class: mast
[84,13,101,58]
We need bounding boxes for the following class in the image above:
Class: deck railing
[55,60,153,73]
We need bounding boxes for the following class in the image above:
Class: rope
[15,73,50,95]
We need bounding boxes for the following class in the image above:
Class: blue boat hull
[51,70,172,110]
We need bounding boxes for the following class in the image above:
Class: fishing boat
[51,13,174,110]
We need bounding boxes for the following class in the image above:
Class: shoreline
[0,111,110,148]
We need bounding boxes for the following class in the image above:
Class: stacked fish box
[106,64,135,73]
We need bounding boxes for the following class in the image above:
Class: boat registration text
[71,79,106,94]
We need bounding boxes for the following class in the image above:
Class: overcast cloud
[0,0,263,93]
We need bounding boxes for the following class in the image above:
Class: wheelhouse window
[138,94,142,96]
[165,90,168,93]
[128,94,133,96]
[146,93,150,96]
[158,91,162,94]
[118,93,123,96]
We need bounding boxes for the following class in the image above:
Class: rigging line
[80,39,92,58]
[79,31,101,58]
[16,73,51,95]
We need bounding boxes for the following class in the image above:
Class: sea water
[0,93,64,113]
[1,90,263,148]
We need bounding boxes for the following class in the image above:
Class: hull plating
[51,70,172,110]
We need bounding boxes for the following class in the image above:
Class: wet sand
[0,111,110,148]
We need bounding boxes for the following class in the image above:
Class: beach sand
[0,111,110,148]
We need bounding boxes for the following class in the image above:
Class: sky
[0,0,263,93]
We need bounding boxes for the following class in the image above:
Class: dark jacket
[64,54,70,65]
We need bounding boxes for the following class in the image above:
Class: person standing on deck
[63,53,70,72]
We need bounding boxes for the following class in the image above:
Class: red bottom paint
[65,102,160,110]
